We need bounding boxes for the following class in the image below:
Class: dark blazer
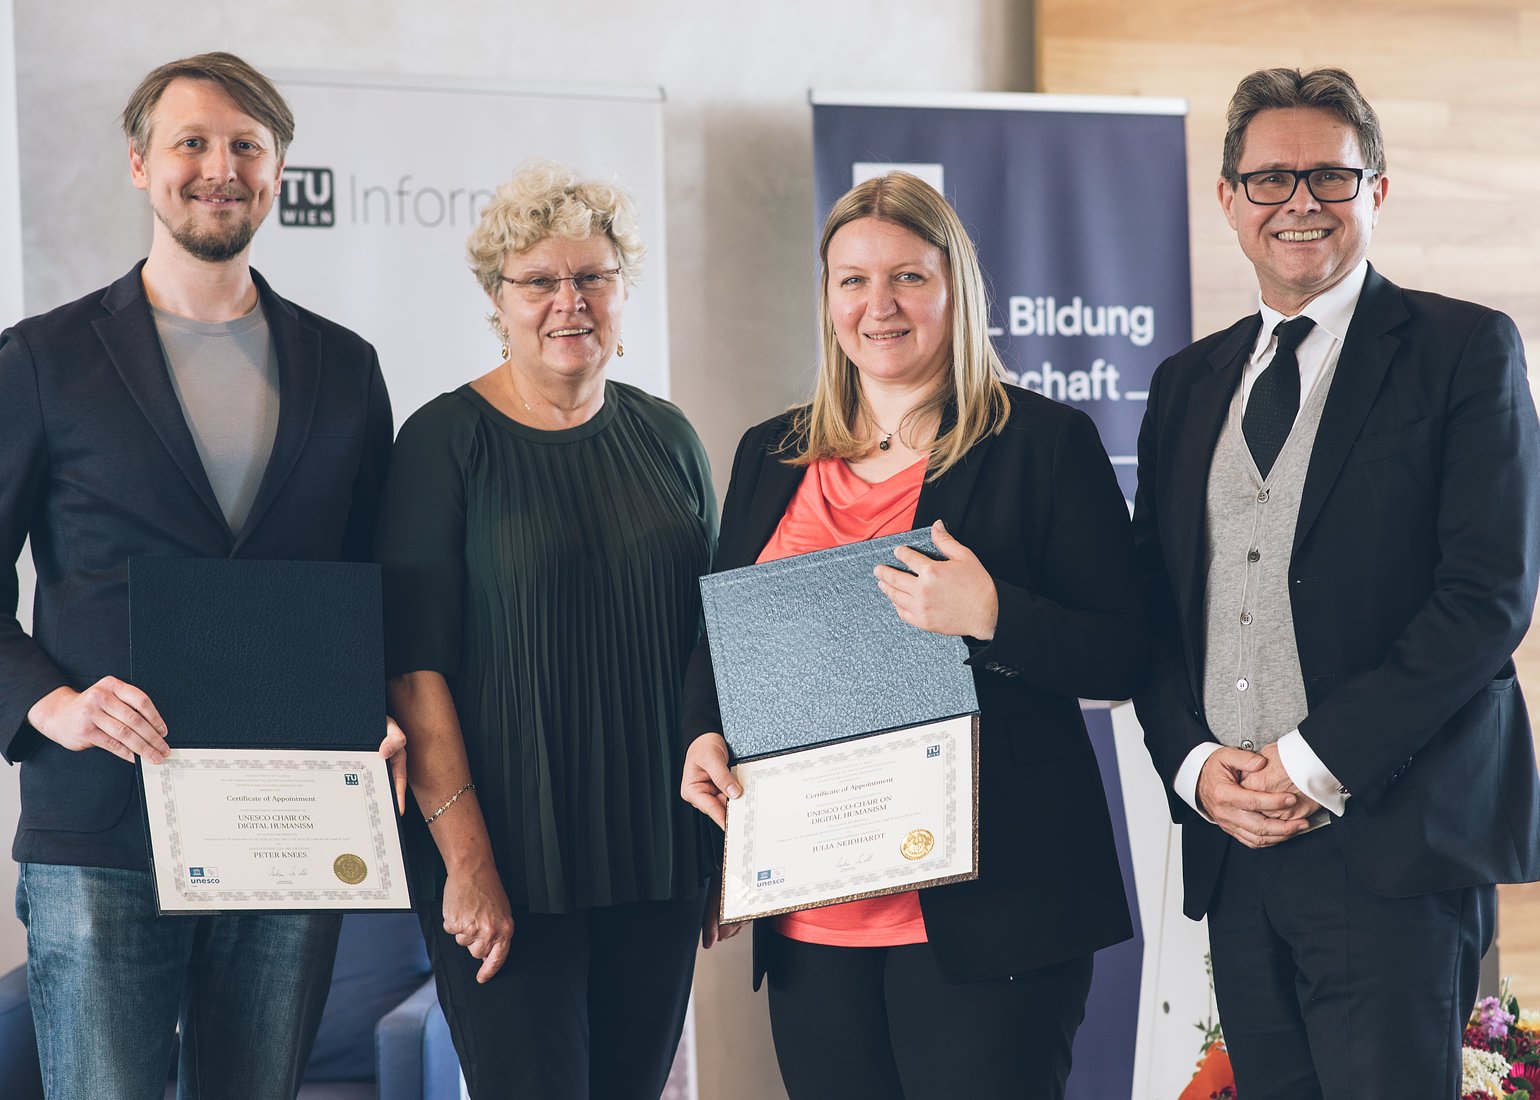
[1131,265,1540,919]
[684,385,1149,985]
[0,261,393,870]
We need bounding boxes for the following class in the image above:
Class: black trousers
[1208,828,1494,1100]
[420,890,705,1100]
[765,933,1094,1100]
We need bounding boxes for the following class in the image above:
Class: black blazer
[684,385,1149,984]
[1131,265,1540,919]
[0,262,393,870]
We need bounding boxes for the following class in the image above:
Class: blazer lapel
[1173,318,1256,639]
[235,270,319,550]
[1294,266,1404,553]
[94,265,228,535]
[915,403,991,531]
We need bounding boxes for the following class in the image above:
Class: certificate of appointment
[141,749,411,912]
[720,714,978,923]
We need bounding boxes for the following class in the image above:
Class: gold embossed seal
[900,829,935,861]
[333,853,368,885]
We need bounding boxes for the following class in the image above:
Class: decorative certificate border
[146,750,408,910]
[721,714,979,923]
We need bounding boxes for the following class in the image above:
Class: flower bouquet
[1462,980,1540,1099]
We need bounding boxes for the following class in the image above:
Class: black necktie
[1243,316,1315,479]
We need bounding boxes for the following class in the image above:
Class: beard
[155,187,265,263]
[162,209,259,263]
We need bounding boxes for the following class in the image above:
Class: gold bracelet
[424,781,475,825]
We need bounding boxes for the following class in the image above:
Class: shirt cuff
[1277,730,1349,816]
[1175,742,1222,823]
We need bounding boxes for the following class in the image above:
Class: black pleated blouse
[378,381,716,913]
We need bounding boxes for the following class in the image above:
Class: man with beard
[0,52,395,1098]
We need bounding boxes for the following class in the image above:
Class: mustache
[183,186,252,201]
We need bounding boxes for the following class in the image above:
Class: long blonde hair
[783,171,1007,479]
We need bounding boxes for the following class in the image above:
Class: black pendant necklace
[878,431,893,451]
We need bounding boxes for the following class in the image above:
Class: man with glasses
[0,53,396,1098]
[1132,67,1540,1098]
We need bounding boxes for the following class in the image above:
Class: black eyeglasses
[1235,167,1378,205]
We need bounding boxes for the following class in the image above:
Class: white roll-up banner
[253,75,687,1098]
[255,75,670,424]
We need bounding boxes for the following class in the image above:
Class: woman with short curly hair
[378,160,715,1099]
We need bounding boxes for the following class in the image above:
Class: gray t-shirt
[153,304,280,536]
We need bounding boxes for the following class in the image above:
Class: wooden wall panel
[1037,0,1540,1005]
[1038,0,1540,345]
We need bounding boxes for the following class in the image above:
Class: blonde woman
[378,161,715,1099]
[681,172,1148,1099]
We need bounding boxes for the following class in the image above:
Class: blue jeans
[16,863,341,1100]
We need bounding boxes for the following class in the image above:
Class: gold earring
[498,328,510,361]
[616,339,625,359]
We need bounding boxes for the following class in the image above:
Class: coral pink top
[758,455,930,948]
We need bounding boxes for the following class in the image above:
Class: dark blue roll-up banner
[814,93,1195,1099]
[812,91,1191,500]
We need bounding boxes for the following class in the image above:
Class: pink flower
[1509,1060,1540,1083]
[1475,997,1516,1042]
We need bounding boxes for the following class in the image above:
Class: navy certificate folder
[699,528,979,761]
[128,558,383,751]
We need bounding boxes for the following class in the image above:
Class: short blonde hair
[785,171,1007,480]
[467,160,645,326]
[122,52,294,160]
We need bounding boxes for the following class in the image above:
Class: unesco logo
[280,167,335,227]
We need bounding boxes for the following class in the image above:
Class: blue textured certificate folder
[128,558,383,750]
[700,529,979,761]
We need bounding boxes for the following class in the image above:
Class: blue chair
[0,912,462,1100]
[0,961,41,1098]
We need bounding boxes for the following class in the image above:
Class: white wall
[9,1,1033,1093]
[0,0,18,322]
[0,0,28,973]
